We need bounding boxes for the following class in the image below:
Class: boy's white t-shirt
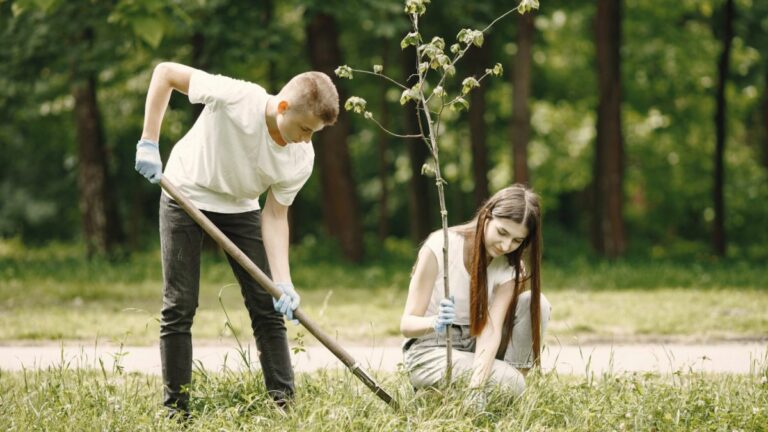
[422,230,517,326]
[163,70,314,213]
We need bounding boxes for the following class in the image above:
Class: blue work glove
[433,296,455,334]
[273,282,300,325]
[135,139,163,183]
[464,389,488,412]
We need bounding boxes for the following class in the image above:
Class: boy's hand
[135,139,163,183]
[273,282,300,325]
[433,296,456,334]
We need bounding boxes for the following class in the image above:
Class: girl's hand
[433,296,455,334]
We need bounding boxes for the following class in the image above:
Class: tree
[306,11,365,262]
[592,0,626,258]
[401,45,434,243]
[337,0,538,385]
[712,0,734,257]
[8,2,126,256]
[468,40,491,207]
[511,12,534,185]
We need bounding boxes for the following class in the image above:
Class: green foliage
[0,0,767,260]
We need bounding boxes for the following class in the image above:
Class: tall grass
[1,359,766,431]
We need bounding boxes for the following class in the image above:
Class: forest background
[2,0,767,267]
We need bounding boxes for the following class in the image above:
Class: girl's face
[484,217,529,258]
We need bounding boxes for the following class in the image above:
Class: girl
[400,184,551,398]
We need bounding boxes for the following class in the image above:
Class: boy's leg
[159,194,204,412]
[502,292,552,369]
[210,209,295,403]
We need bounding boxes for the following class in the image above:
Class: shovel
[159,177,398,409]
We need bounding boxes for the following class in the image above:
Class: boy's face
[276,103,325,144]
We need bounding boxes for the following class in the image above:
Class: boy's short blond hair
[280,72,339,125]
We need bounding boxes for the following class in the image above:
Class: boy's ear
[277,100,289,113]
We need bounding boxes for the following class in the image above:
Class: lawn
[0,362,766,431]
[1,239,767,346]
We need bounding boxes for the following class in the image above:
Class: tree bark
[592,0,626,258]
[401,46,432,243]
[306,12,363,261]
[511,12,534,185]
[713,0,734,257]
[71,30,122,257]
[468,41,490,207]
[763,69,768,171]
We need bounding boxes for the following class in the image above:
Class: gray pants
[403,292,551,396]
[159,194,294,411]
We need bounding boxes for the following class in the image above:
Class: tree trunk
[468,41,490,207]
[306,12,363,262]
[71,31,122,257]
[377,42,390,240]
[763,69,768,171]
[713,0,734,257]
[511,12,534,185]
[401,46,432,243]
[592,0,626,258]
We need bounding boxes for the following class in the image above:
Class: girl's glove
[433,296,455,334]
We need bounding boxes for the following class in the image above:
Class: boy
[135,62,339,414]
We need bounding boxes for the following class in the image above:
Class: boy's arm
[141,62,197,141]
[469,280,515,388]
[262,189,293,285]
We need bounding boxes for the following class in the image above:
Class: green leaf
[442,64,456,77]
[344,96,367,113]
[131,17,164,48]
[461,77,480,95]
[451,97,469,111]
[517,0,540,14]
[400,31,420,49]
[404,0,431,15]
[334,65,353,79]
[485,63,504,77]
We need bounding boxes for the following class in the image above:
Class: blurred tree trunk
[592,0,626,258]
[71,29,122,257]
[511,11,534,185]
[763,70,768,171]
[377,42,390,240]
[306,12,363,262]
[468,41,490,207]
[713,0,734,257]
[402,46,432,243]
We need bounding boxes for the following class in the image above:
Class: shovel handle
[158,178,397,409]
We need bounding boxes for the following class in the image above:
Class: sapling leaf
[401,31,421,49]
[334,65,353,79]
[461,77,480,95]
[344,96,367,113]
[451,97,469,111]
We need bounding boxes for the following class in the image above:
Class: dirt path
[1,341,766,375]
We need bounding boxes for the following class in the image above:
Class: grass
[0,358,766,431]
[1,238,767,345]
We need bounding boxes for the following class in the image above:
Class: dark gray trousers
[159,194,294,411]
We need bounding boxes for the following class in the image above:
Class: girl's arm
[468,280,515,388]
[400,246,441,338]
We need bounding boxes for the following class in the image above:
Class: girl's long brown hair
[459,184,543,365]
